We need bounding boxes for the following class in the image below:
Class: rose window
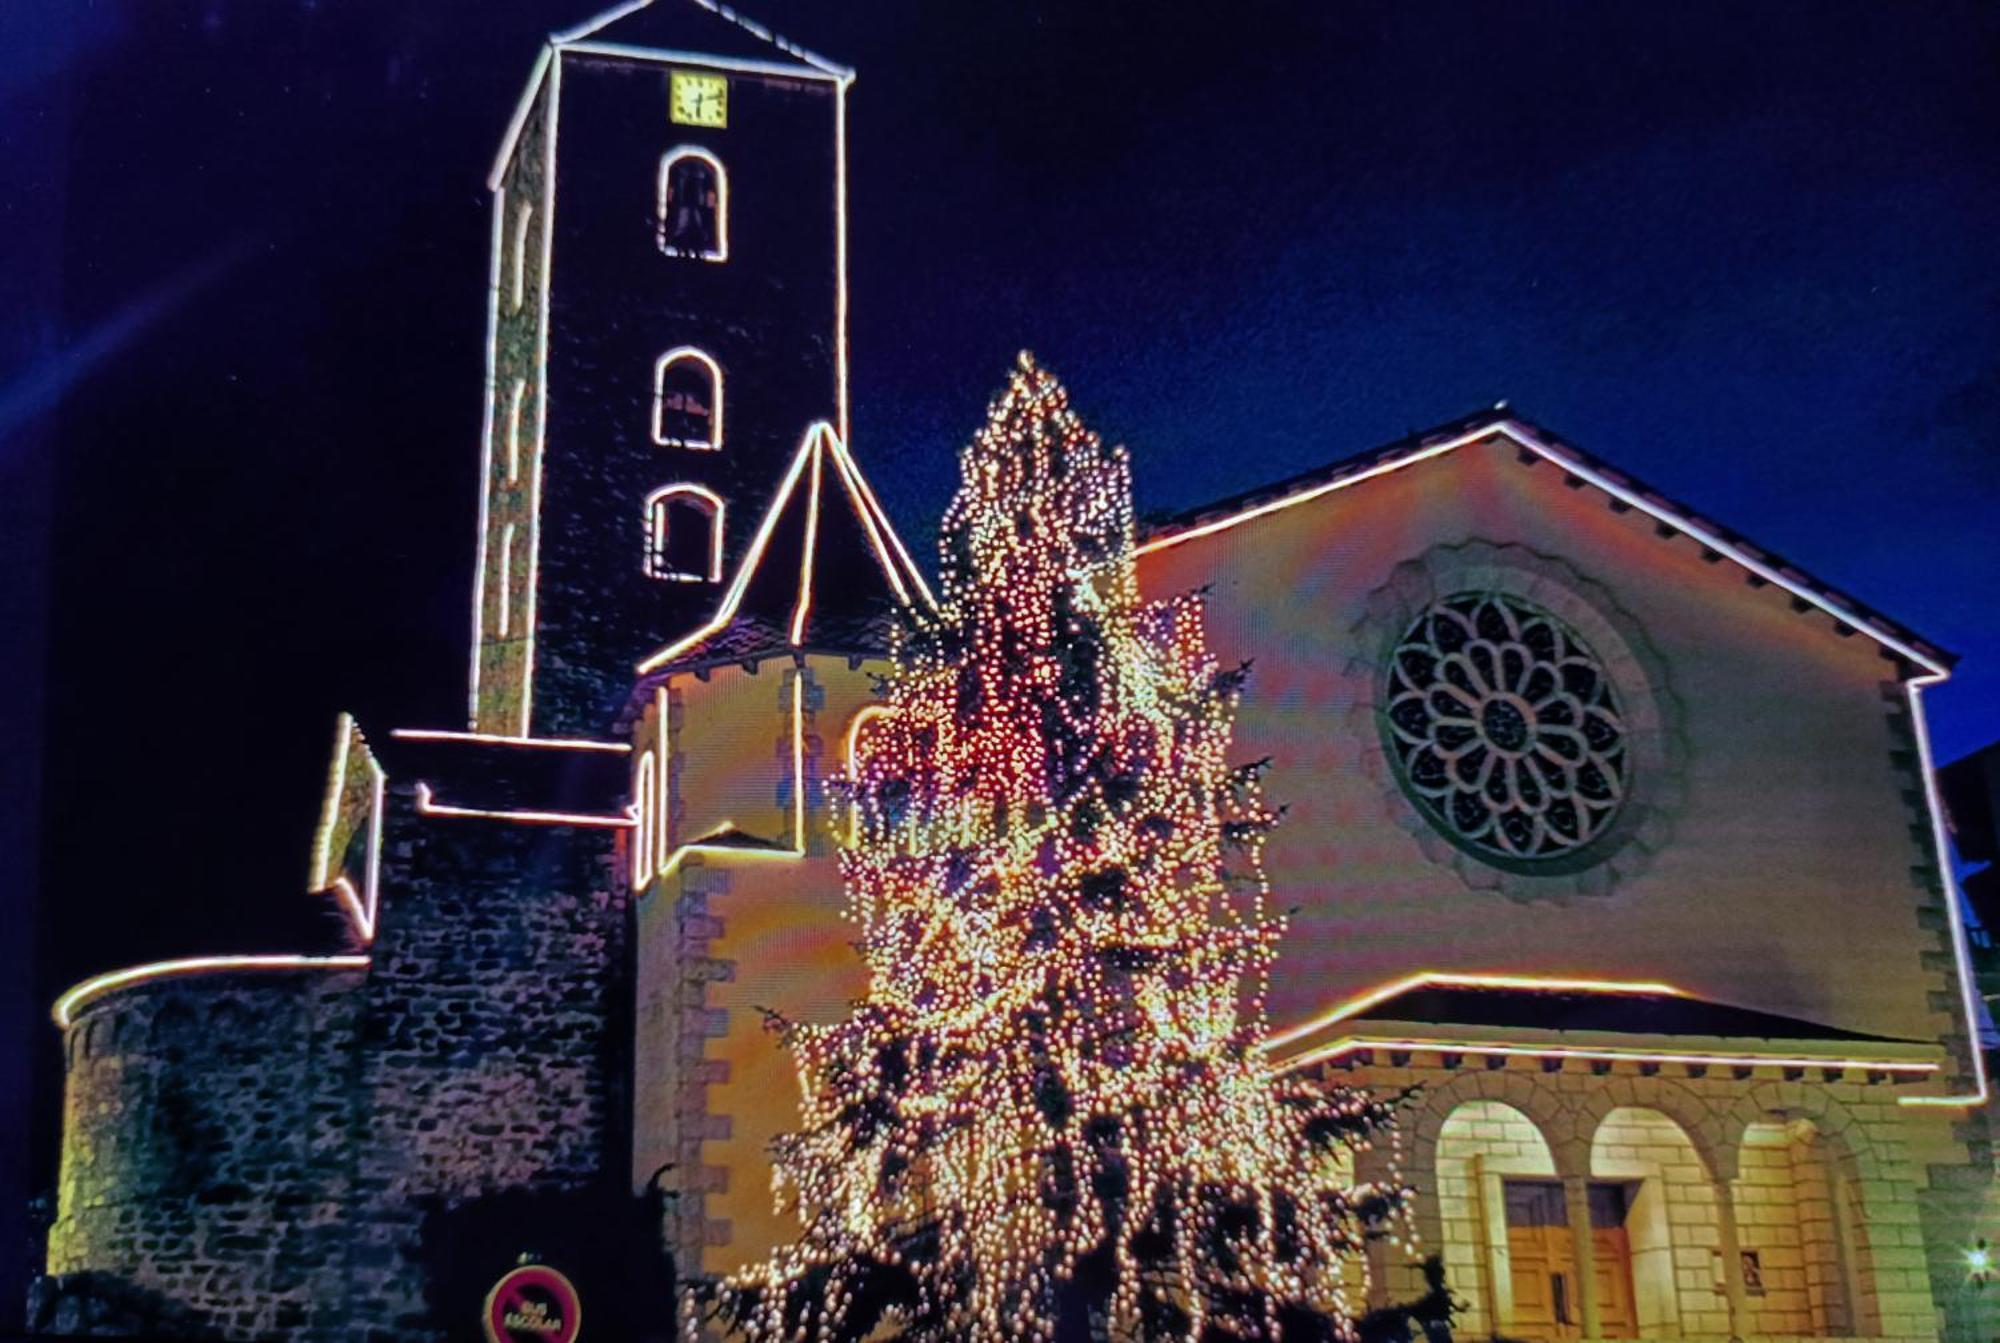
[1384,593,1629,860]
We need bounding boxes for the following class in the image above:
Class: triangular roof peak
[555,0,850,79]
[1138,408,1953,677]
[635,422,934,677]
[489,0,849,190]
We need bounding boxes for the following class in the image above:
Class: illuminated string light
[511,201,533,312]
[389,728,630,753]
[518,47,561,735]
[1274,1037,1939,1077]
[718,354,1409,1343]
[636,423,925,674]
[827,424,934,609]
[790,445,824,644]
[1899,669,1990,1108]
[467,181,506,727]
[634,750,657,888]
[308,713,385,942]
[53,955,371,1031]
[498,522,516,635]
[507,377,527,482]
[413,781,635,829]
[1261,971,1688,1053]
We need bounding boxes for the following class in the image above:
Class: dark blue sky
[2,0,1996,1302]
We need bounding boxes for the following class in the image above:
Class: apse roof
[1138,408,1954,676]
[632,422,934,679]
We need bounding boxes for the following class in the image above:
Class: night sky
[4,0,1997,1313]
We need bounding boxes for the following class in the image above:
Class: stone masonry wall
[346,785,628,1342]
[42,969,365,1341]
[1371,1056,1952,1342]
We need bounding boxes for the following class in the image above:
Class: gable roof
[553,0,850,79]
[489,0,849,191]
[634,422,934,678]
[1327,979,1912,1045]
[1259,972,1941,1078]
[1137,408,1953,676]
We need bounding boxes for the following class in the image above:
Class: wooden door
[1505,1181,1578,1340]
[1502,1181,1639,1341]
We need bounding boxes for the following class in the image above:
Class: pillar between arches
[1710,1178,1751,1343]
[1560,1171,1604,1341]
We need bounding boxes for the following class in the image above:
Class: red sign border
[481,1263,582,1343]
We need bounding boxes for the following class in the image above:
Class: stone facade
[41,971,364,1341]
[35,4,1999,1342]
[342,787,631,1338]
[1354,1056,1966,1342]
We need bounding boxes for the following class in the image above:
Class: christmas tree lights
[716,354,1413,1341]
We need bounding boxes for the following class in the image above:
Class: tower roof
[491,1,849,189]
[634,423,934,678]
[554,0,850,79]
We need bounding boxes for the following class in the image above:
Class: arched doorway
[1589,1105,1724,1339]
[1434,1099,1561,1339]
[1734,1117,1871,1337]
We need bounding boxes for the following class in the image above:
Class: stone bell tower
[469,0,855,737]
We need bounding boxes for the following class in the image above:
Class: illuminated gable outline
[413,781,636,829]
[635,422,930,674]
[1259,970,1940,1081]
[307,712,386,943]
[1142,415,1983,1108]
[390,727,630,753]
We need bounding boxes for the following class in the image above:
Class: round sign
[482,1263,581,1343]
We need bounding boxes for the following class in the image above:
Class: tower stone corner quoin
[30,3,1999,1342]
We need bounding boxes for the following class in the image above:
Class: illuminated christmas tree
[718,354,1417,1342]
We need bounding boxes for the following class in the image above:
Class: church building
[34,3,1998,1341]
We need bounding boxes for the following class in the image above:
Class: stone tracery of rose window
[1384,592,1629,861]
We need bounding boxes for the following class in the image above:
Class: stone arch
[1571,1074,1727,1181]
[1717,1082,1884,1186]
[1410,1067,1577,1160]
[1588,1098,1728,1338]
[1719,1083,1893,1337]
[1423,1086,1567,1338]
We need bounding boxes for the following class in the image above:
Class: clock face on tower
[670,70,728,128]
